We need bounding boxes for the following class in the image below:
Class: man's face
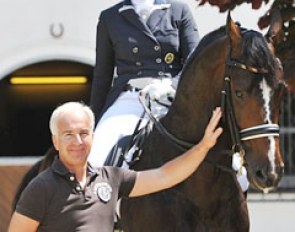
[52,110,93,170]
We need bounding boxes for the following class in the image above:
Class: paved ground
[248,193,295,232]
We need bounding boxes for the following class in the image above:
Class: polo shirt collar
[51,156,97,177]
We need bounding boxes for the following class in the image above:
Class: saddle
[104,78,176,168]
[104,120,154,168]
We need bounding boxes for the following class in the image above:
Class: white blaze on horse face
[259,78,276,174]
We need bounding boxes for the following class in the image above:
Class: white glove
[140,78,176,101]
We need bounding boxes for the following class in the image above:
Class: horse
[118,13,286,232]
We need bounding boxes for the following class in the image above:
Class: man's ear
[52,135,59,151]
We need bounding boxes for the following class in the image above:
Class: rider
[88,0,200,168]
[88,0,249,193]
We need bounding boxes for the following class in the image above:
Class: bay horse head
[222,13,285,192]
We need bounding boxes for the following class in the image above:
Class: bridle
[221,58,280,169]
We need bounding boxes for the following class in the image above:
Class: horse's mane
[181,25,277,83]
[182,26,227,76]
[241,30,277,75]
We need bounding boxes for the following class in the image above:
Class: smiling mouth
[70,146,86,152]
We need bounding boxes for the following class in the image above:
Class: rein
[138,93,193,151]
[136,57,280,173]
[138,93,236,174]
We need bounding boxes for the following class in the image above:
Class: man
[8,101,222,232]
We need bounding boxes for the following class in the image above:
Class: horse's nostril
[266,179,273,186]
[256,170,265,180]
[256,168,281,187]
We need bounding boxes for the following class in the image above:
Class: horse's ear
[226,11,242,59]
[265,7,283,46]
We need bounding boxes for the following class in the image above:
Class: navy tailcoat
[90,0,199,122]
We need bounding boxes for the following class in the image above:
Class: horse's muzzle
[251,163,284,191]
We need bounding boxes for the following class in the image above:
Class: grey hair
[49,102,95,135]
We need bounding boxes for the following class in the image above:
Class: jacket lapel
[147,5,170,33]
[119,6,157,42]
[119,0,171,43]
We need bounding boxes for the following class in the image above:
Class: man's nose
[73,134,83,144]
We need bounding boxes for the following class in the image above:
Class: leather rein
[138,58,280,172]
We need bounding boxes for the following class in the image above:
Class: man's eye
[80,132,89,138]
[64,133,73,138]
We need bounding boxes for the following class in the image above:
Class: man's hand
[129,107,223,198]
[200,107,223,150]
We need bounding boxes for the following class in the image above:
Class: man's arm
[8,212,39,232]
[129,107,223,197]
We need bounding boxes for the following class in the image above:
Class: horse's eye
[235,90,244,99]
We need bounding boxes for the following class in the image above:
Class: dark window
[0,61,92,156]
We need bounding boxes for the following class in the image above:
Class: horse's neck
[161,55,226,144]
[149,38,235,171]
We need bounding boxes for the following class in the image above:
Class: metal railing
[280,91,295,176]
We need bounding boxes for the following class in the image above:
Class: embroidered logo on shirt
[94,182,112,203]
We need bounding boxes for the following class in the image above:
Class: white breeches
[88,91,148,168]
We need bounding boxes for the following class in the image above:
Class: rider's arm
[90,13,115,122]
[8,212,39,232]
[129,108,222,197]
[179,2,200,59]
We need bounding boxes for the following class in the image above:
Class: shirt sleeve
[116,168,137,198]
[15,176,48,222]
